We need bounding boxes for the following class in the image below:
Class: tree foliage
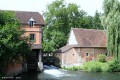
[43,0,103,52]
[0,11,17,26]
[0,11,31,75]
[93,11,103,29]
[101,0,120,62]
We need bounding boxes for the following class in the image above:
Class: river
[18,65,120,80]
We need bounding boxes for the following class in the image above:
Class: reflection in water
[18,66,120,80]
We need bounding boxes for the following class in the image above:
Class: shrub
[101,63,109,71]
[83,62,92,70]
[97,54,106,62]
[83,61,103,72]
[89,65,102,72]
[108,60,120,72]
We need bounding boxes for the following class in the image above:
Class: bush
[83,62,92,70]
[97,54,106,62]
[62,61,120,72]
[89,65,102,72]
[83,61,102,72]
[108,60,120,72]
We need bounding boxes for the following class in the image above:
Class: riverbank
[62,60,120,72]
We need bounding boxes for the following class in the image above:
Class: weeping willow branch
[102,0,120,62]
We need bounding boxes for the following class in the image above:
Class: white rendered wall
[68,30,78,45]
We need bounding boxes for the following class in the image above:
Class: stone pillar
[37,50,43,72]
[37,62,43,72]
[38,50,42,62]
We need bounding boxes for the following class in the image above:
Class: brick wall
[55,47,108,67]
[62,48,79,65]
[21,24,42,44]
[6,62,22,76]
[78,47,107,62]
[55,48,80,67]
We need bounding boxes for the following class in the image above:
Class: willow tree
[101,0,120,62]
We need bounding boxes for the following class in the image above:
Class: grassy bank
[62,66,82,71]
[62,60,120,72]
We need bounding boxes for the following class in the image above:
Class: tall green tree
[43,0,103,52]
[43,0,87,52]
[101,0,120,62]
[0,11,31,76]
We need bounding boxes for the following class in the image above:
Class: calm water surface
[19,68,120,80]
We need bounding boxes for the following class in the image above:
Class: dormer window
[29,18,35,27]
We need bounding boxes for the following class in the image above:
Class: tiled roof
[72,28,107,47]
[55,45,79,53]
[55,28,107,53]
[15,11,45,26]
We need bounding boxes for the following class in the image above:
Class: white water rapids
[44,69,64,77]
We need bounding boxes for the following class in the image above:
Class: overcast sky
[0,0,103,16]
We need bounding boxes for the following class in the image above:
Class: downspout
[93,48,95,60]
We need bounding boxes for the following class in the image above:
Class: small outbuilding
[55,28,107,67]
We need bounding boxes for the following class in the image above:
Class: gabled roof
[55,28,107,53]
[15,11,45,26]
[72,28,107,47]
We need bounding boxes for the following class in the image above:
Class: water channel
[18,65,120,80]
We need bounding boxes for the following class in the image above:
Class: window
[86,53,89,56]
[30,34,35,42]
[30,21,34,26]
[29,18,35,27]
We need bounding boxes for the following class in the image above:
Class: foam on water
[44,69,64,77]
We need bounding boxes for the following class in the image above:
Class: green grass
[62,66,82,71]
[62,61,109,72]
